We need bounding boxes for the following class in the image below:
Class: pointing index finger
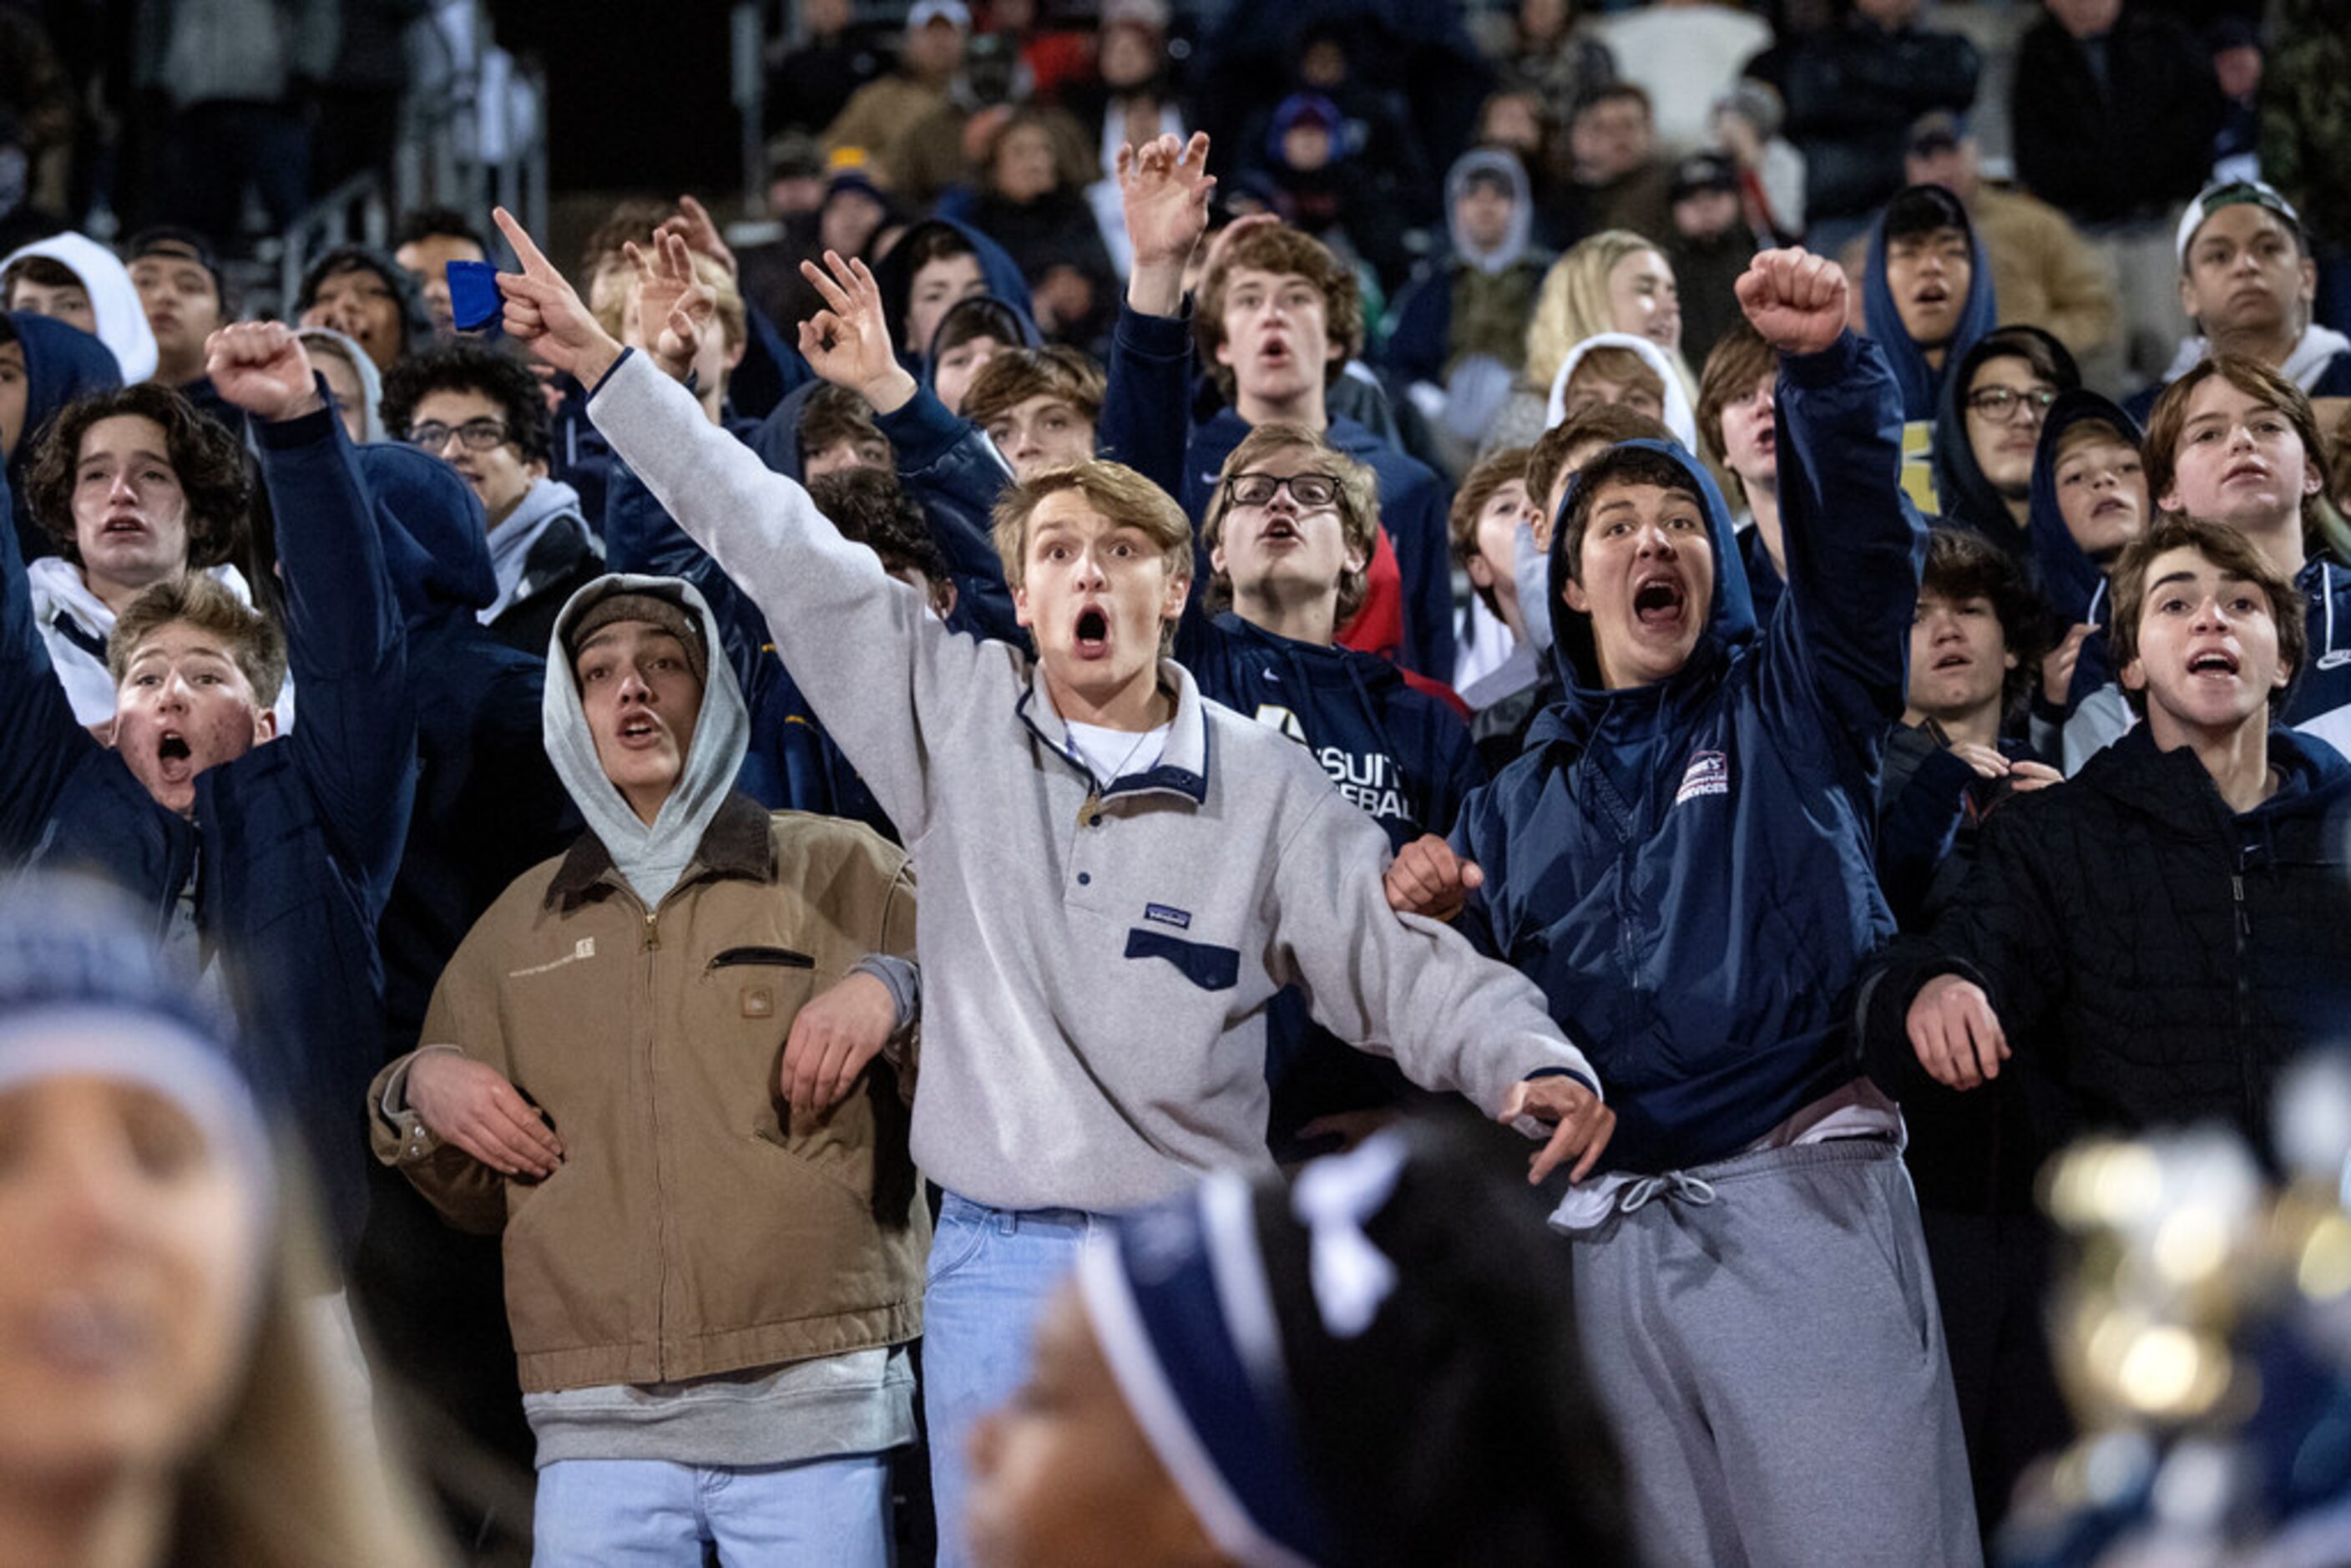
[493,206,559,280]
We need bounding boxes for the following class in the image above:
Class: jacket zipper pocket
[708,946,817,970]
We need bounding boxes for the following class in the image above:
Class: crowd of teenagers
[5,0,2351,1564]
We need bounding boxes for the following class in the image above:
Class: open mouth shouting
[1072,604,1111,660]
[1632,572,1689,630]
[154,730,194,783]
[2186,646,2242,682]
[1257,515,1302,548]
[614,710,668,750]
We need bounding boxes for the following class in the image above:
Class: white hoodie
[0,233,159,384]
[1545,331,1701,450]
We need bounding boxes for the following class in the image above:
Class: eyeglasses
[1226,472,1340,508]
[406,418,512,453]
[1964,386,2058,422]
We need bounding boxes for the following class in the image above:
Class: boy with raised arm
[489,208,1613,1562]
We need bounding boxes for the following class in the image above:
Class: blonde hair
[1201,422,1382,624]
[108,575,289,708]
[991,459,1196,639]
[170,1145,442,1568]
[1524,230,1695,400]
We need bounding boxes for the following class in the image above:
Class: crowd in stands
[4,0,2351,1564]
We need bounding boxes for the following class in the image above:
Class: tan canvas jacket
[371,793,927,1394]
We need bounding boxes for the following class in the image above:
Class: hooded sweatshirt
[296,326,387,443]
[2136,320,2351,421]
[1929,326,2081,559]
[1863,194,1998,512]
[1452,332,1925,1176]
[4,311,122,564]
[481,477,603,654]
[1381,149,1548,408]
[868,217,1035,375]
[541,574,750,908]
[1,232,158,382]
[25,555,287,728]
[1543,331,1701,450]
[294,246,437,368]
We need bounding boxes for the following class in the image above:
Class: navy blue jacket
[1862,198,1998,425]
[1184,407,1456,683]
[0,404,414,1248]
[5,311,122,565]
[1930,325,2079,555]
[1450,332,1926,1176]
[356,442,580,1050]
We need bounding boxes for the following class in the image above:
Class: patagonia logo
[508,937,595,978]
[1145,903,1193,930]
[1675,750,1730,806]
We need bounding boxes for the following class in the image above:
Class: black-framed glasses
[406,418,512,453]
[1226,471,1340,508]
[1964,386,2058,422]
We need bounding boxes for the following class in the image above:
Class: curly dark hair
[21,383,253,571]
[1919,526,2050,721]
[378,340,553,465]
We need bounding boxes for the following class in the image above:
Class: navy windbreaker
[1449,331,1926,1176]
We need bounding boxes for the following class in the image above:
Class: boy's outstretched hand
[206,321,322,422]
[797,250,918,415]
[1503,1076,1615,1185]
[624,230,719,384]
[493,206,625,388]
[1120,130,1215,316]
[1736,247,1848,357]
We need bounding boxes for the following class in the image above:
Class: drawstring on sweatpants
[1617,1171,1719,1214]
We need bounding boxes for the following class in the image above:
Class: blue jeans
[922,1192,1100,1566]
[533,1453,891,1566]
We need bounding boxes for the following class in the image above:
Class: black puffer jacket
[1862,724,2351,1163]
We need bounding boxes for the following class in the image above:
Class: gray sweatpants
[1565,1139,1981,1568]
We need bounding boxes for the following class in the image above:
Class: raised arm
[493,208,988,839]
[1096,134,1215,497]
[1739,249,1925,764]
[210,323,413,888]
[0,466,99,854]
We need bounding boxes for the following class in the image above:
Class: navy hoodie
[1863,196,1999,424]
[869,218,1036,373]
[1930,326,2080,558]
[5,311,123,565]
[1449,332,1926,1176]
[357,443,580,1049]
[0,404,413,1251]
[2025,391,2144,725]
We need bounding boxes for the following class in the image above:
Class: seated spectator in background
[0,878,443,1568]
[1696,319,1787,623]
[1664,153,1759,364]
[768,0,886,137]
[2205,18,2263,185]
[2139,355,2351,758]
[1881,527,2057,931]
[125,229,236,427]
[17,383,264,727]
[963,345,1101,480]
[1476,87,1576,253]
[1897,113,2121,376]
[927,295,1037,417]
[1503,0,1618,126]
[3,230,159,382]
[1,309,122,564]
[1782,0,1979,244]
[295,245,434,375]
[2131,180,2351,422]
[1562,83,1674,245]
[1189,222,1458,683]
[1186,424,1488,1158]
[0,321,413,1258]
[372,574,927,1565]
[1590,0,1772,156]
[965,109,1119,351]
[965,1130,1636,1566]
[392,207,493,341]
[380,341,602,656]
[1932,325,2080,556]
[1544,334,1696,448]
[872,217,1034,376]
[1711,79,1806,244]
[892,28,1044,215]
[1448,444,1545,720]
[822,0,970,205]
[296,326,387,444]
[1248,92,1411,296]
[1864,513,2351,1167]
[1390,252,1977,1563]
[1865,184,1998,509]
[1285,19,1441,234]
[2012,0,2221,381]
[2027,391,2149,769]
[1497,228,1693,450]
[1382,149,1553,475]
